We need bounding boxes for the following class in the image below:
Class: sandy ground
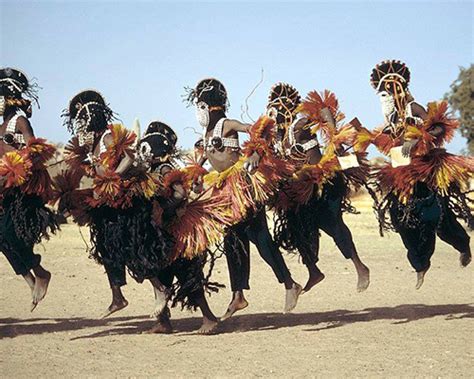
[0,201,473,378]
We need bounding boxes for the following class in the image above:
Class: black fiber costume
[387,183,471,272]
[369,59,472,273]
[88,197,172,286]
[274,173,357,268]
[152,161,220,310]
[1,190,57,275]
[0,67,57,276]
[62,91,172,288]
[137,119,222,310]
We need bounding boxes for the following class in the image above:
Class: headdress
[0,67,39,111]
[138,121,178,165]
[185,78,229,110]
[63,90,115,135]
[266,82,301,126]
[371,60,413,121]
[370,60,410,92]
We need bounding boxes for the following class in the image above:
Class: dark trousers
[1,212,41,276]
[225,209,291,292]
[282,205,320,267]
[390,193,471,272]
[316,200,356,260]
[290,187,356,268]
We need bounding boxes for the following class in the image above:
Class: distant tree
[445,65,474,154]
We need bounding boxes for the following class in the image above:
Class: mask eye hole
[139,141,152,156]
[266,107,277,120]
[197,101,208,111]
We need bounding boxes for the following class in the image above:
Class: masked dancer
[0,67,57,311]
[57,90,171,318]
[186,78,302,320]
[370,60,473,288]
[137,120,229,333]
[267,83,371,293]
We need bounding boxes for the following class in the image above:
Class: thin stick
[48,159,65,168]
[78,226,90,251]
[183,126,203,138]
[240,68,265,123]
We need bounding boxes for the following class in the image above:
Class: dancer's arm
[94,133,134,175]
[320,108,336,129]
[402,102,429,157]
[223,119,251,134]
[16,116,35,143]
[409,103,443,137]
[115,153,134,175]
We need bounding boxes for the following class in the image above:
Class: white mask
[266,106,278,122]
[0,96,5,116]
[137,141,153,166]
[73,118,87,133]
[195,101,210,129]
[77,131,95,147]
[378,91,396,123]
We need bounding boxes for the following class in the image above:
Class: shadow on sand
[1,303,472,340]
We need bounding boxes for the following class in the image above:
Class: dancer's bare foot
[351,254,370,292]
[460,251,471,267]
[356,264,370,292]
[23,272,36,293]
[100,298,128,319]
[31,270,51,312]
[416,268,429,290]
[145,320,173,334]
[284,282,302,313]
[303,270,325,293]
[197,317,219,335]
[145,307,172,334]
[221,292,248,321]
[25,273,37,312]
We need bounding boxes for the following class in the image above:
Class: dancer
[137,120,225,334]
[0,67,57,311]
[370,60,473,288]
[186,78,302,321]
[59,89,170,318]
[267,83,371,293]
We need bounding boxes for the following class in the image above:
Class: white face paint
[378,91,396,123]
[195,101,210,129]
[0,96,5,116]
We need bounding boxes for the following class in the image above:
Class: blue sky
[1,1,472,155]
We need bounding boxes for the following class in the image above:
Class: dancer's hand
[175,206,186,218]
[244,152,260,174]
[192,176,204,194]
[402,139,417,157]
[172,183,187,201]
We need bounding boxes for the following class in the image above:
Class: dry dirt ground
[1,200,473,378]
